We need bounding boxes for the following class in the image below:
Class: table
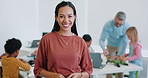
[18,47,37,57]
[20,67,35,78]
[92,63,143,78]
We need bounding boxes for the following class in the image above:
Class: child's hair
[82,34,92,42]
[126,27,138,43]
[4,38,22,54]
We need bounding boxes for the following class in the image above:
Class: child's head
[4,38,22,57]
[126,27,138,43]
[82,34,92,47]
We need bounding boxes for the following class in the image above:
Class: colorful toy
[105,56,128,67]
[106,59,128,67]
[107,59,128,67]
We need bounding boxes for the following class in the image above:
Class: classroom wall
[0,0,41,54]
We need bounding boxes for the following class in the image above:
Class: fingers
[110,56,119,60]
[67,73,81,78]
[116,56,120,60]
[60,75,65,78]
[122,59,125,62]
[57,74,65,78]
[109,56,116,60]
[122,57,127,62]
[67,73,74,78]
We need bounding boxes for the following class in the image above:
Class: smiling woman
[56,6,76,35]
[52,1,78,36]
[34,1,92,78]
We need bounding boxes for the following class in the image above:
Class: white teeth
[63,25,69,26]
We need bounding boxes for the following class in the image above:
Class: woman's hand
[40,70,65,78]
[103,49,109,56]
[67,73,81,78]
[55,74,65,78]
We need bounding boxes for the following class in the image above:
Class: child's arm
[127,45,141,61]
[15,59,31,71]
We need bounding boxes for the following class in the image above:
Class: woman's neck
[57,30,73,36]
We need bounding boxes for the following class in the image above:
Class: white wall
[88,0,148,50]
[0,0,41,54]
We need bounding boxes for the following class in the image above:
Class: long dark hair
[51,1,78,35]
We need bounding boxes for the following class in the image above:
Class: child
[82,34,94,52]
[1,38,30,78]
[122,27,142,78]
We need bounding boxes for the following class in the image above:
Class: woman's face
[56,6,76,32]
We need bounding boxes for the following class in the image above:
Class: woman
[34,1,92,78]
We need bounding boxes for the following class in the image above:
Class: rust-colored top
[34,32,92,78]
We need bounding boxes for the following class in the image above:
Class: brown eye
[60,16,64,18]
[68,16,72,18]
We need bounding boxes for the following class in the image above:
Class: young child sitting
[1,38,30,78]
[82,34,94,52]
[122,27,142,78]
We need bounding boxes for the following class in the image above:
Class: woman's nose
[64,17,69,22]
